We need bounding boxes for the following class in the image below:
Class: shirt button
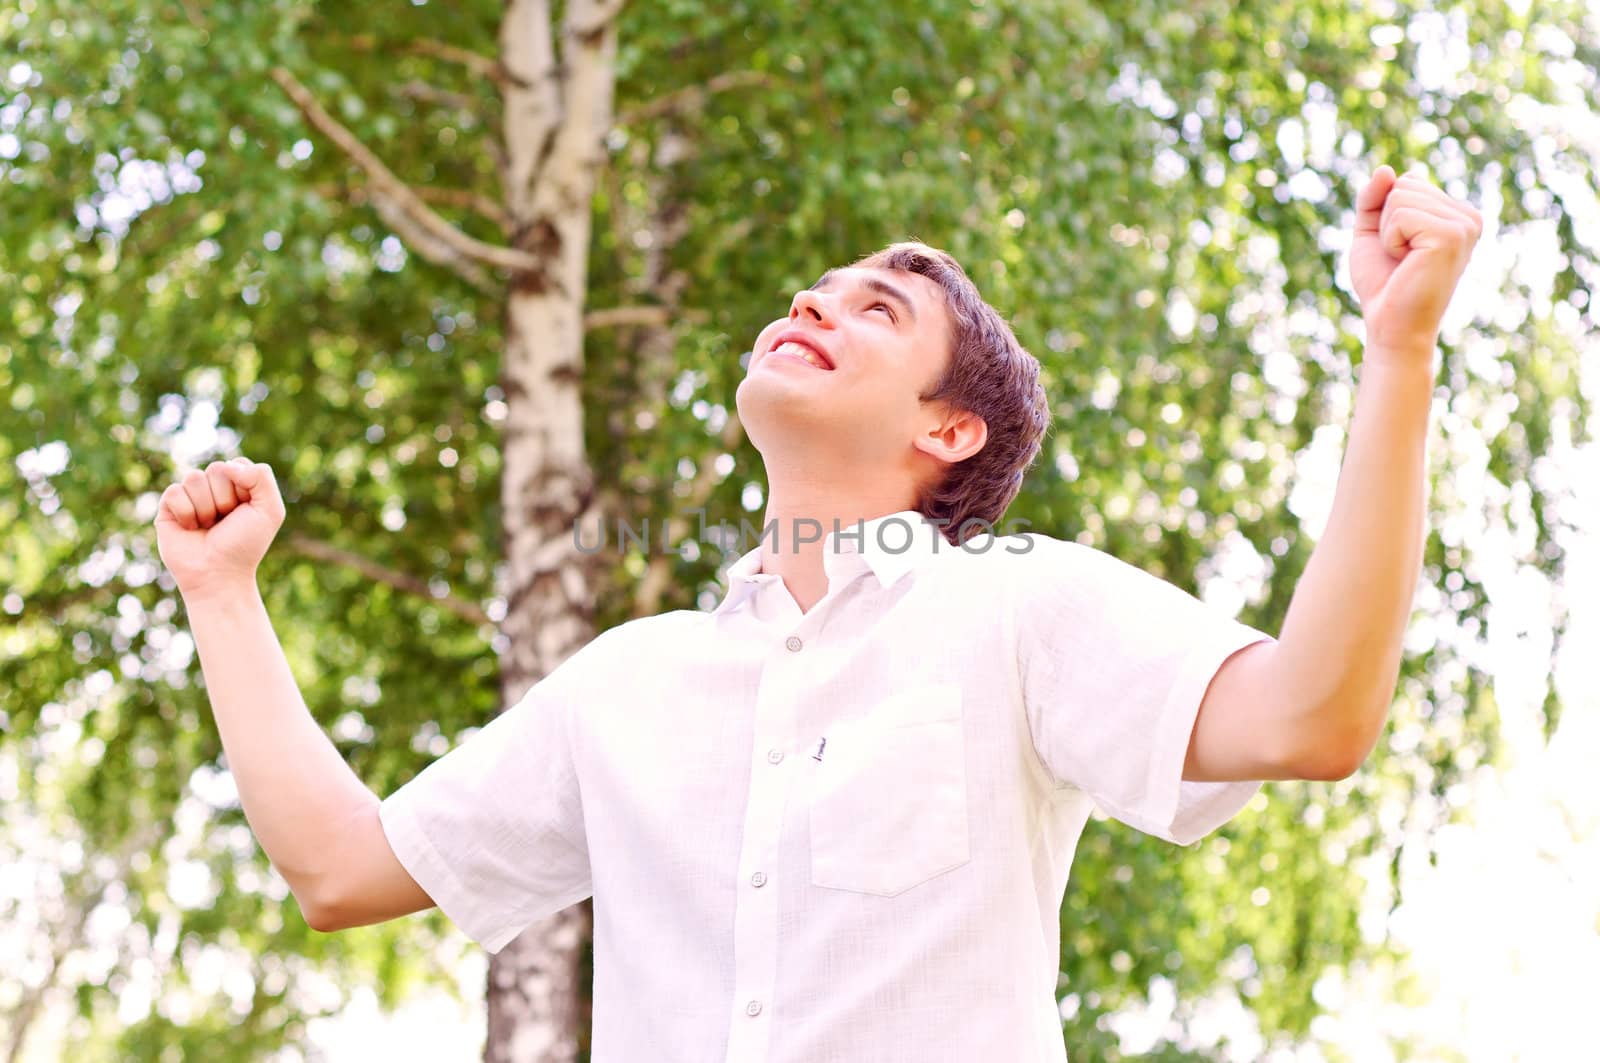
[785,635,803,652]
[750,871,767,887]
[745,999,763,1017]
[766,748,784,764]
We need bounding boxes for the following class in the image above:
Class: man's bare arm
[157,459,433,930]
[1185,359,1433,782]
[1185,167,1482,782]
[180,583,434,929]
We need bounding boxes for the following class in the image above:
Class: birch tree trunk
[276,3,624,1055]
[486,1,620,1059]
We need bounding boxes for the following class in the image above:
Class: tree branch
[396,79,481,114]
[582,305,706,331]
[583,305,669,330]
[26,581,117,623]
[617,70,771,126]
[343,34,512,86]
[270,66,543,277]
[413,186,514,234]
[282,532,492,627]
[367,196,498,293]
[177,0,207,30]
[318,181,514,236]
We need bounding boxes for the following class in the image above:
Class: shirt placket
[722,616,823,1063]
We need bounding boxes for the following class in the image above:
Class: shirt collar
[713,510,945,615]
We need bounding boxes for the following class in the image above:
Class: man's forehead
[809,265,946,321]
[811,265,937,295]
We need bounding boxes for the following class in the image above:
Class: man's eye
[870,302,896,320]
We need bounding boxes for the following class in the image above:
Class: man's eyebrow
[809,270,918,323]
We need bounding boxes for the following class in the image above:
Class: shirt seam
[1096,625,1275,843]
[1005,539,1074,799]
[558,674,591,863]
[378,791,521,951]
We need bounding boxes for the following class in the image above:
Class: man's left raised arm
[1185,165,1483,783]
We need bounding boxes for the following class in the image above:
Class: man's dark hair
[854,241,1050,543]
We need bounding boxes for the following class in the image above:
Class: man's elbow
[1283,683,1390,781]
[292,874,350,934]
[298,900,341,933]
[1292,728,1375,781]
[1297,747,1363,781]
[300,903,341,934]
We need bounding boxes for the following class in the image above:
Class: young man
[156,165,1480,1061]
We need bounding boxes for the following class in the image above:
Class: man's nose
[789,289,835,326]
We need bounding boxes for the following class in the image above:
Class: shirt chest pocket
[806,682,971,897]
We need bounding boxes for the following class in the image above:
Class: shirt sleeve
[378,636,603,954]
[1010,533,1277,845]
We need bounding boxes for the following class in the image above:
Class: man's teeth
[773,341,828,369]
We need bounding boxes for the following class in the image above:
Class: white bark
[485,1,623,1060]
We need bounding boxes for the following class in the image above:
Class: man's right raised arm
[154,457,433,933]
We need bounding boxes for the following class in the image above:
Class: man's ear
[912,406,987,466]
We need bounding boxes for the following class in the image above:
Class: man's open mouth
[769,338,835,371]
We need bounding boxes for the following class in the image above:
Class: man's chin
[735,381,837,446]
[737,373,825,409]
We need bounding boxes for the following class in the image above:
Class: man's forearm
[182,583,378,909]
[1272,351,1434,775]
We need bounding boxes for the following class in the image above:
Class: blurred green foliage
[1,0,1594,1059]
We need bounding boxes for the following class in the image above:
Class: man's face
[735,266,957,474]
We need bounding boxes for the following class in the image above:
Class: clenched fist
[155,457,286,599]
[1350,165,1484,365]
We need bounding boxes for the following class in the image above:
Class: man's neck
[756,480,916,615]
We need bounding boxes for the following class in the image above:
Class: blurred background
[2,1,1596,1060]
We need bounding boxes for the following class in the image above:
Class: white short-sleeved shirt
[378,511,1275,1063]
